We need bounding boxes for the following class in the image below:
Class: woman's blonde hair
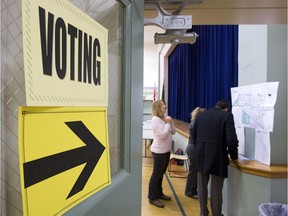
[152,100,165,118]
[191,107,205,121]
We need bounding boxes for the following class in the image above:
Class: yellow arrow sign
[18,107,111,216]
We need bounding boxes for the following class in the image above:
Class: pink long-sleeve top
[150,116,176,154]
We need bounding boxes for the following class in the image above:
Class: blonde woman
[148,100,176,208]
[185,107,206,199]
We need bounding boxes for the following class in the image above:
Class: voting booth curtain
[167,25,238,122]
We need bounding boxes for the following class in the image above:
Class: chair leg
[168,160,172,177]
[168,160,188,178]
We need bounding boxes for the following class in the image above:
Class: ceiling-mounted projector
[154,30,198,44]
[144,1,199,44]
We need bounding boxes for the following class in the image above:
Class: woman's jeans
[185,143,197,196]
[148,151,170,200]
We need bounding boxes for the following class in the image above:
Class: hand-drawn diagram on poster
[231,82,279,132]
[230,82,279,165]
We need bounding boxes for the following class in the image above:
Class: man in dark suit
[192,100,239,216]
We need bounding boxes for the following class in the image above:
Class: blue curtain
[168,25,238,122]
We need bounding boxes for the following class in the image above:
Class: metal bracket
[144,1,200,44]
[144,2,192,30]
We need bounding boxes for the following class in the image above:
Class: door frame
[64,0,144,215]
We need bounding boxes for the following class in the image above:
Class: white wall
[143,42,159,87]
[223,24,287,216]
[238,25,268,85]
[143,26,164,88]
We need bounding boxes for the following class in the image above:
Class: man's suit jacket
[192,107,238,178]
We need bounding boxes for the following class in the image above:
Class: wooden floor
[141,155,210,216]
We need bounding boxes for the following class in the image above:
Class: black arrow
[23,121,105,199]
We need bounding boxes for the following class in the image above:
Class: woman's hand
[165,116,172,124]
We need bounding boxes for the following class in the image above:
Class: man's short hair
[215,100,230,110]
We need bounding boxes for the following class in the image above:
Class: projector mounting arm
[144,2,192,30]
[144,2,198,44]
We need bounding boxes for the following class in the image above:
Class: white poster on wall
[231,82,279,132]
[231,82,279,165]
[255,130,271,165]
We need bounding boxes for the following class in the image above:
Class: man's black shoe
[159,194,171,200]
[185,193,198,199]
[149,199,164,208]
